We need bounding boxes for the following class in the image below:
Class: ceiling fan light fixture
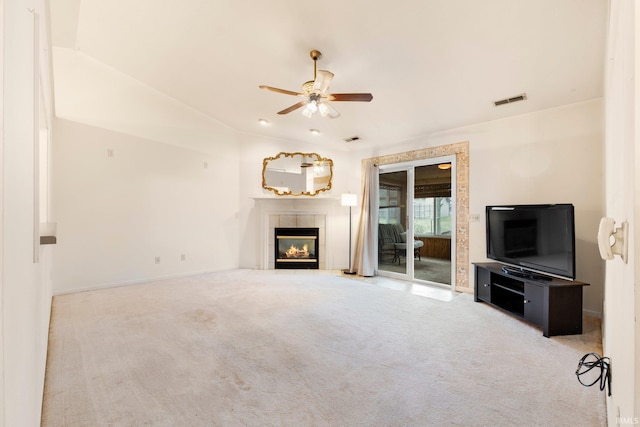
[318,102,330,117]
[302,100,318,118]
[258,118,270,126]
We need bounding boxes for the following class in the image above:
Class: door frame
[364,141,470,293]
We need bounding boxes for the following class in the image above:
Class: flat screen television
[486,204,576,280]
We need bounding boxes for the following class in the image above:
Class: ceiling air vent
[494,93,527,107]
[344,136,360,143]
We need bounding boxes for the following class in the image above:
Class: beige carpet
[42,270,606,426]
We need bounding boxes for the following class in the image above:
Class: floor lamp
[341,193,358,274]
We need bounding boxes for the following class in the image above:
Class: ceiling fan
[259,50,373,119]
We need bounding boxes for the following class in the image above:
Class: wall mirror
[262,152,333,196]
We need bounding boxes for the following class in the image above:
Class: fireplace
[275,227,319,269]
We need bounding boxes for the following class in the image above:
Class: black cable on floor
[576,352,611,396]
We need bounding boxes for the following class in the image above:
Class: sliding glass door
[378,158,455,286]
[378,169,409,276]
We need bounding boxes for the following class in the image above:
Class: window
[379,185,402,224]
[414,197,451,236]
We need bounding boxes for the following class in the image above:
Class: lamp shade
[341,193,358,207]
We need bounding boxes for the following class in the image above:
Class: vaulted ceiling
[49,0,607,150]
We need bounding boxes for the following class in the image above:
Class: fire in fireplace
[275,227,319,269]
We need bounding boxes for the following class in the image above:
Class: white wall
[52,119,239,293]
[51,44,242,294]
[2,0,54,425]
[354,99,605,315]
[52,47,237,154]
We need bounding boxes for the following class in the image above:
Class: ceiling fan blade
[277,101,307,115]
[312,70,334,95]
[328,93,373,102]
[259,85,304,97]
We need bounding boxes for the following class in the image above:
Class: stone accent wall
[365,141,470,293]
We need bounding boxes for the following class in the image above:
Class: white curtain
[352,161,379,276]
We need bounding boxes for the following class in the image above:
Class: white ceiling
[49,0,607,150]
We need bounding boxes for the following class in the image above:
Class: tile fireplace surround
[255,198,334,270]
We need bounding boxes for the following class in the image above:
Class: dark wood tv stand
[473,262,589,337]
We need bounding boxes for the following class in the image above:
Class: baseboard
[583,308,602,319]
[52,268,235,296]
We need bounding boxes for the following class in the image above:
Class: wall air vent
[494,93,527,107]
[344,136,360,143]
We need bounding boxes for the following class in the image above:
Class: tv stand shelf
[473,262,589,337]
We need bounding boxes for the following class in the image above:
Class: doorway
[378,157,455,286]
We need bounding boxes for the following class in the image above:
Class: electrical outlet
[107,148,114,158]
[155,257,160,264]
[181,254,186,261]
[203,161,208,169]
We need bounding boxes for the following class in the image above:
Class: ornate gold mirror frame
[262,152,333,196]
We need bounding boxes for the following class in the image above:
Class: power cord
[576,352,611,396]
